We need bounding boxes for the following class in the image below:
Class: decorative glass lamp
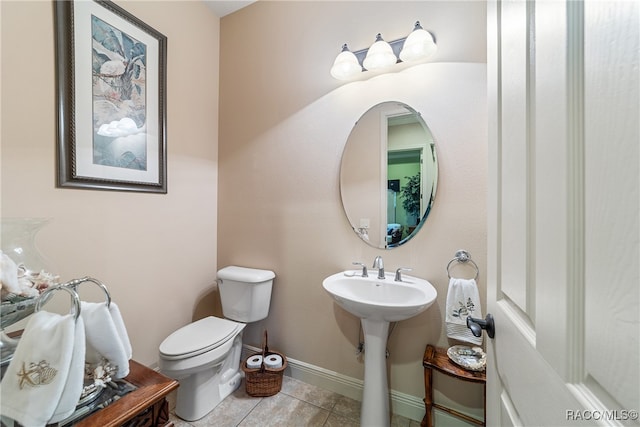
[399,21,437,63]
[330,44,362,80]
[362,34,397,71]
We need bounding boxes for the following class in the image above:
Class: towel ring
[446,249,480,280]
[63,276,112,307]
[35,285,81,322]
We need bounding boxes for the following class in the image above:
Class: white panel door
[487,0,639,426]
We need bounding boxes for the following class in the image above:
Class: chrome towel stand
[34,276,113,322]
[35,285,81,322]
[63,277,112,307]
[446,249,479,280]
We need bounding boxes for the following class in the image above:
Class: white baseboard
[242,345,425,422]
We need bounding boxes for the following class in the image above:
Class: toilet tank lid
[217,266,275,283]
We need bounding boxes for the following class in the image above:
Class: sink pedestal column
[360,318,391,427]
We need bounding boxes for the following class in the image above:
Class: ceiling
[203,0,256,17]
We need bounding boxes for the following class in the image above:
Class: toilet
[158,266,275,421]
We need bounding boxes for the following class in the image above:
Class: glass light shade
[362,34,397,71]
[399,22,437,63]
[330,44,362,80]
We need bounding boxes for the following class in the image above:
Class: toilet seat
[160,316,242,360]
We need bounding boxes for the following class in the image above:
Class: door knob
[467,314,495,339]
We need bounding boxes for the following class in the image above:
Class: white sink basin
[322,270,437,322]
[323,269,438,425]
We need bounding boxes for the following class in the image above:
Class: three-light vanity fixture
[330,21,437,81]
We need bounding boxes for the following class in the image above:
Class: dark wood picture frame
[55,0,167,193]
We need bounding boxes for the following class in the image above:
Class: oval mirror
[340,101,438,249]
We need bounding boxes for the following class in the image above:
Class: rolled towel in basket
[0,311,85,427]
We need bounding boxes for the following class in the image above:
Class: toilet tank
[217,266,275,323]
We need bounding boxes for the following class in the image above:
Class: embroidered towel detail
[81,302,130,379]
[445,277,483,345]
[0,311,85,427]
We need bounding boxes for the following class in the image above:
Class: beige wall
[1,0,220,365]
[219,0,487,406]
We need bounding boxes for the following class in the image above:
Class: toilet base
[173,333,244,421]
[175,370,242,421]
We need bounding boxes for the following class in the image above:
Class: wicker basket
[241,331,287,397]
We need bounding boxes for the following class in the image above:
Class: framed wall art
[55,0,167,193]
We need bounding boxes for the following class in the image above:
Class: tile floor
[168,376,422,427]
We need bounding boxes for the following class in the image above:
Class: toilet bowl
[158,266,275,421]
[159,316,245,421]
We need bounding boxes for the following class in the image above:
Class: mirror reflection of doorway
[387,179,400,224]
[388,149,422,242]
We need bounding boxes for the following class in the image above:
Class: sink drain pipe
[356,322,397,359]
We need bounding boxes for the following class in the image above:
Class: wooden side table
[421,344,486,427]
[76,360,179,427]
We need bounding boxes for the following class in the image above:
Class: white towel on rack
[81,301,130,379]
[108,302,132,360]
[0,311,85,427]
[49,318,86,423]
[445,277,483,345]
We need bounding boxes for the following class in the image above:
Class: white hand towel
[109,302,132,360]
[81,301,130,378]
[0,311,85,427]
[445,277,483,345]
[49,317,86,423]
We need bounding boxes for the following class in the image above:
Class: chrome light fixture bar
[330,21,437,81]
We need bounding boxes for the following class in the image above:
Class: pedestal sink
[323,271,437,427]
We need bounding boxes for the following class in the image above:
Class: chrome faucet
[394,267,412,282]
[372,256,385,279]
[352,261,368,277]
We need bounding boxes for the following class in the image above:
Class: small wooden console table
[421,344,486,427]
[76,360,179,427]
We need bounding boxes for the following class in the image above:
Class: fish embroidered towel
[445,277,483,345]
[81,301,130,378]
[0,311,85,427]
